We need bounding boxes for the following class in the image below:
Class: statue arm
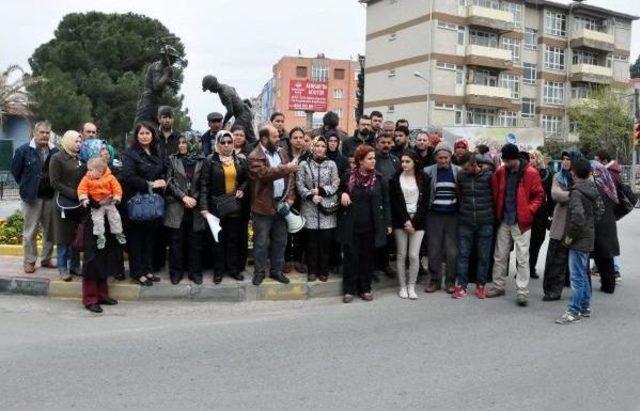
[151,64,172,93]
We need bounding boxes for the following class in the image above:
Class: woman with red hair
[337,145,391,303]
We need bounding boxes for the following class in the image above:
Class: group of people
[11,107,629,322]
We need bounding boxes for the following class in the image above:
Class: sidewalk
[0,255,395,302]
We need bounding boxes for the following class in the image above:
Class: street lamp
[414,71,430,127]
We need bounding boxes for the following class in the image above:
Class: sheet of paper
[205,213,222,242]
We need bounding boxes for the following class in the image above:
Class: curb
[0,274,396,302]
[0,245,27,257]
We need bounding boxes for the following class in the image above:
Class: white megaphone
[285,208,306,233]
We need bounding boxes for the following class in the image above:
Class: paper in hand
[205,213,222,242]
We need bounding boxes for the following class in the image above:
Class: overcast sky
[1,0,638,132]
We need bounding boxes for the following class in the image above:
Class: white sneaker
[398,287,408,299]
[407,285,418,300]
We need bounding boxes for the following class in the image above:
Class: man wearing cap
[157,106,180,159]
[423,141,461,293]
[486,143,544,306]
[201,112,223,157]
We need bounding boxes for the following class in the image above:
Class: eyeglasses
[219,140,233,145]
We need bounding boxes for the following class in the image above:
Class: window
[457,26,466,46]
[388,69,396,78]
[455,105,464,125]
[500,74,520,99]
[456,66,465,85]
[469,29,498,48]
[311,65,329,81]
[312,112,326,129]
[571,84,592,99]
[545,10,566,37]
[544,81,565,105]
[474,68,498,87]
[502,37,520,62]
[296,66,308,78]
[544,46,565,70]
[295,110,306,117]
[389,33,397,42]
[334,108,343,118]
[333,88,344,99]
[524,28,537,50]
[469,0,499,9]
[501,2,522,28]
[573,50,598,66]
[523,63,537,85]
[467,107,496,126]
[574,16,603,32]
[521,98,535,118]
[436,62,457,71]
[541,115,563,138]
[387,105,395,113]
[438,21,458,31]
[334,68,345,80]
[499,111,518,127]
[435,103,455,110]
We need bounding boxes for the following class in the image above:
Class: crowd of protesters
[10,107,634,323]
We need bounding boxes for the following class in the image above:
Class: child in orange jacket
[77,157,126,249]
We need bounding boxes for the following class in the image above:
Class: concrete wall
[366,0,430,35]
[366,22,431,67]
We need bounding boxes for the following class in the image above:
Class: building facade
[362,0,636,140]
[259,55,360,135]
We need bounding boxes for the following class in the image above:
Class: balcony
[570,64,613,84]
[466,5,514,32]
[465,84,518,110]
[570,28,615,53]
[466,44,513,70]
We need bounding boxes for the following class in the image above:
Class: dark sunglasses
[219,140,234,145]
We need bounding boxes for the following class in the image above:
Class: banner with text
[288,80,328,112]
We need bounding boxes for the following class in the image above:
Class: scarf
[178,131,201,166]
[348,166,376,193]
[215,130,234,166]
[60,130,81,157]
[591,160,619,204]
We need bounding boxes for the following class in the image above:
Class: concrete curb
[0,274,396,302]
[0,245,27,257]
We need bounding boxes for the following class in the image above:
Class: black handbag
[127,188,165,222]
[55,192,82,219]
[613,182,637,220]
[214,194,241,218]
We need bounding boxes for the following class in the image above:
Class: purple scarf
[348,166,377,193]
[591,160,618,204]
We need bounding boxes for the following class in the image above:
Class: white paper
[205,213,222,242]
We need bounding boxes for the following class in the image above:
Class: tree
[28,12,191,145]
[0,65,37,123]
[631,55,640,79]
[567,88,633,163]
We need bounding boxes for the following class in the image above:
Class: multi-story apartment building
[361,0,636,140]
[258,54,360,135]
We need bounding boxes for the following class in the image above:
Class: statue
[202,75,256,144]
[133,45,181,127]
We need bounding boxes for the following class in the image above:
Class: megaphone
[285,208,306,233]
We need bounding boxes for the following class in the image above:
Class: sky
[1,0,639,132]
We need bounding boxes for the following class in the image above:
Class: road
[1,212,639,411]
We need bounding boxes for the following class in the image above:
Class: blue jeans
[568,249,591,315]
[252,212,288,276]
[456,224,494,287]
[57,242,80,275]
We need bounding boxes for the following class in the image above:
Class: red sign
[288,80,328,112]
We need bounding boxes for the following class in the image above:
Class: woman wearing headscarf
[200,130,250,284]
[164,132,206,285]
[324,129,349,274]
[296,136,339,282]
[543,148,581,301]
[337,144,391,303]
[590,160,619,294]
[49,130,85,282]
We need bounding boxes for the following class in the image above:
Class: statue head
[202,75,220,92]
[160,45,180,65]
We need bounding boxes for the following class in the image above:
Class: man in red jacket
[486,143,544,306]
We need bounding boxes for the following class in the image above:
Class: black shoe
[230,272,245,281]
[189,274,203,285]
[98,298,118,306]
[114,273,126,281]
[252,273,265,286]
[213,273,223,284]
[85,304,103,313]
[149,274,161,282]
[530,271,540,279]
[170,274,182,285]
[542,294,561,301]
[269,273,290,284]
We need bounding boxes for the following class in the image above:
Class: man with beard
[370,110,384,137]
[414,130,435,170]
[341,115,375,160]
[201,112,223,157]
[391,125,410,158]
[157,106,180,159]
[248,124,299,286]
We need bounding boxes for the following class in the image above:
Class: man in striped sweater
[423,141,461,293]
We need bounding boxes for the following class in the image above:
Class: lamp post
[414,71,430,128]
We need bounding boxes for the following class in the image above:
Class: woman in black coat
[164,132,206,285]
[527,150,552,279]
[389,150,430,300]
[200,130,250,284]
[325,130,349,273]
[121,122,166,286]
[337,145,391,303]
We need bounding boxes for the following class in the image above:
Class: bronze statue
[133,45,181,127]
[202,75,256,143]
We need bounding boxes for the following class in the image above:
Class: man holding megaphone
[248,124,300,286]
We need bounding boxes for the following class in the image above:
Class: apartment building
[257,54,360,135]
[361,0,636,140]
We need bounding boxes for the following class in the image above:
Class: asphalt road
[1,212,640,411]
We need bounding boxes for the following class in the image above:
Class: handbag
[613,182,637,220]
[127,187,165,222]
[55,192,81,219]
[214,194,241,218]
[307,162,338,216]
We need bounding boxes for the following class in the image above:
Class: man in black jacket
[452,154,495,299]
[375,133,400,278]
[157,106,180,159]
[341,115,375,160]
[201,112,223,157]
